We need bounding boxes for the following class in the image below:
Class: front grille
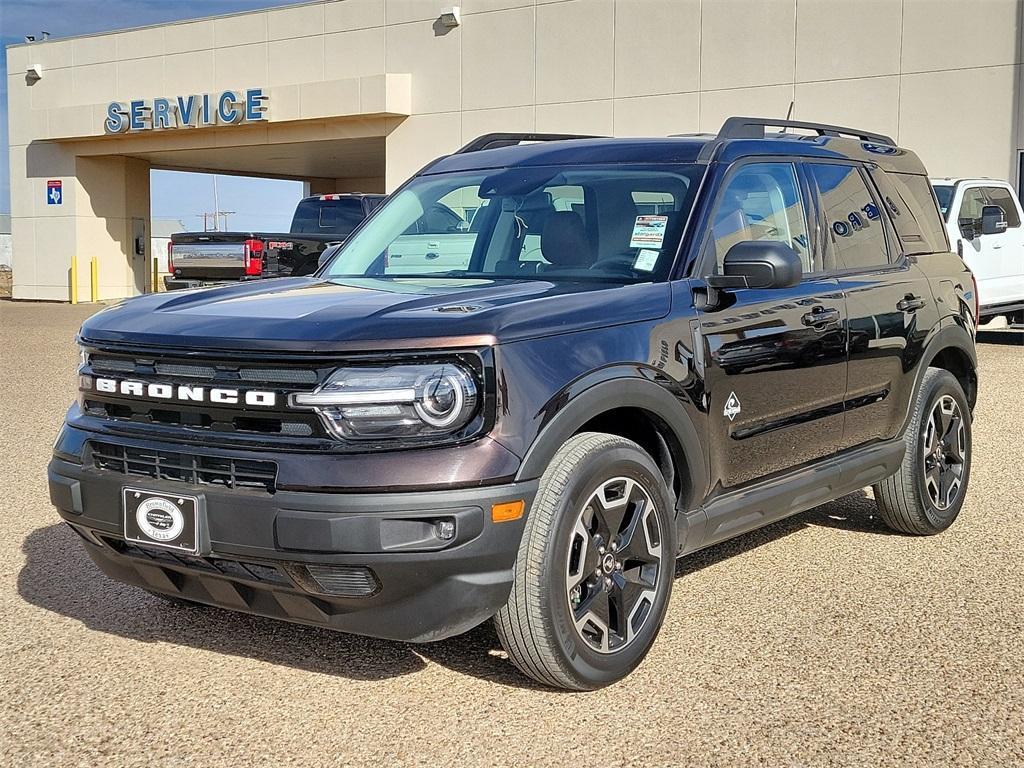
[81,348,330,443]
[91,441,277,492]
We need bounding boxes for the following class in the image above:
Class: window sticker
[633,249,660,272]
[629,215,668,249]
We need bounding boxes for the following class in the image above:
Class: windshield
[291,198,366,236]
[320,164,704,284]
[932,184,954,219]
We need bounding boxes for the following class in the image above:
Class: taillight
[244,239,264,276]
[167,241,174,273]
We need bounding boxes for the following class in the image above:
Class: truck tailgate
[170,240,250,281]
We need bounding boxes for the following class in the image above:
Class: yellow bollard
[90,257,98,303]
[152,257,159,293]
[70,256,78,305]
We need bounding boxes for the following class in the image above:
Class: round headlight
[415,369,472,427]
[291,361,481,443]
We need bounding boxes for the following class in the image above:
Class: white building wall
[5,0,1024,300]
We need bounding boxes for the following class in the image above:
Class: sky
[0,0,311,229]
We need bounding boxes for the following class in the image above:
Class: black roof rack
[716,116,895,146]
[455,132,604,154]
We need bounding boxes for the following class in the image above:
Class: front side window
[322,165,704,285]
[981,187,1021,228]
[809,163,890,271]
[709,162,811,273]
[958,188,987,231]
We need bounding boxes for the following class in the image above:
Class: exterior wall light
[439,6,461,27]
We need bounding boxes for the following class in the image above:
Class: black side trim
[681,437,905,554]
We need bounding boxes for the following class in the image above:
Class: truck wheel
[873,368,971,535]
[494,432,676,690]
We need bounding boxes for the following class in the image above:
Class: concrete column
[75,155,151,299]
[11,141,77,301]
[13,145,151,301]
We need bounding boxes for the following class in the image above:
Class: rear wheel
[495,432,676,690]
[874,368,971,534]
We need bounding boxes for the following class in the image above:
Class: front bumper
[48,452,536,643]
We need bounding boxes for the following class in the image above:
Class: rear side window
[808,163,889,271]
[981,186,1021,228]
[932,184,954,218]
[291,198,365,235]
[871,170,948,254]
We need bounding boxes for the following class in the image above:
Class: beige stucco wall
[6,0,1024,301]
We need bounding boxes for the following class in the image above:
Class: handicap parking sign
[46,179,62,205]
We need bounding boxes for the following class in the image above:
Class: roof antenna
[780,101,795,133]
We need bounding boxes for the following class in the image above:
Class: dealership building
[5,0,1024,301]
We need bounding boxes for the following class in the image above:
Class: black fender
[514,373,708,511]
[900,318,977,435]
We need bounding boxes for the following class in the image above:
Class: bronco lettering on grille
[89,377,277,407]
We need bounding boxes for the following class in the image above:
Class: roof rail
[716,116,895,146]
[454,132,604,154]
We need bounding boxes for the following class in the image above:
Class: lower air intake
[304,564,380,597]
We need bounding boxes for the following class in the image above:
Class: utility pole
[200,175,234,231]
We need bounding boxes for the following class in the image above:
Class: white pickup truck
[931,177,1024,323]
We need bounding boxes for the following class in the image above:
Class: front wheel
[494,432,676,690]
[874,368,972,534]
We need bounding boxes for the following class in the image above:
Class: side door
[808,161,937,448]
[954,184,1000,306]
[977,184,1024,306]
[695,160,848,489]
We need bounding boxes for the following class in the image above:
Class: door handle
[801,306,840,327]
[897,294,926,312]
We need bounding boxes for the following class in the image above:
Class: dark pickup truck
[166,193,385,290]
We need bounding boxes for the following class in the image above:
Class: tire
[873,368,972,535]
[494,432,677,690]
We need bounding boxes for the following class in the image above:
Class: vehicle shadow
[17,523,429,682]
[19,491,894,690]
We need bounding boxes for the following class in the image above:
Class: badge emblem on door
[723,392,742,421]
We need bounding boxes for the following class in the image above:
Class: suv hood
[79,277,671,352]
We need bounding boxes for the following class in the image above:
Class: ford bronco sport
[49,118,978,690]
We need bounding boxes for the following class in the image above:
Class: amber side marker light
[492,500,525,523]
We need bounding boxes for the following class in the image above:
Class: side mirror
[707,241,802,290]
[980,204,1007,236]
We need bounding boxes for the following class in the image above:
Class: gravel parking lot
[1,300,1021,767]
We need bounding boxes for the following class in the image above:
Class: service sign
[105,88,268,133]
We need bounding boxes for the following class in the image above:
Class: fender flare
[901,321,978,434]
[514,375,707,508]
